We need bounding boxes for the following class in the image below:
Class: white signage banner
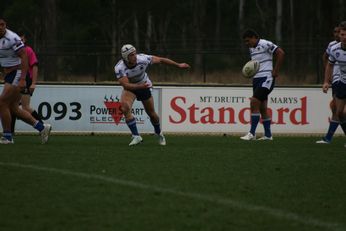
[0,85,159,133]
[161,87,334,134]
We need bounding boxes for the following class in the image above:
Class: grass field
[0,135,346,231]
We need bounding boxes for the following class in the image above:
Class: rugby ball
[242,60,260,78]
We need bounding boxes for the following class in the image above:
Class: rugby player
[323,21,346,147]
[317,26,341,144]
[240,29,285,141]
[0,16,51,144]
[114,44,190,146]
[11,32,45,134]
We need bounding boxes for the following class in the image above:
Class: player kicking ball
[114,44,190,146]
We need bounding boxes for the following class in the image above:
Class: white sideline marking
[0,161,344,231]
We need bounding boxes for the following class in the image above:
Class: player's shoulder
[137,53,152,62]
[114,59,126,71]
[328,40,338,48]
[330,42,341,53]
[4,29,20,41]
[259,38,274,45]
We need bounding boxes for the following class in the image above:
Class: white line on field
[0,161,344,231]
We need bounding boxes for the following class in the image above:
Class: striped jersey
[326,40,340,83]
[328,42,346,84]
[114,54,153,86]
[248,39,278,79]
[0,29,25,67]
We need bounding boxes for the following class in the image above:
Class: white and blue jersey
[329,42,346,99]
[326,40,340,84]
[328,42,346,84]
[249,39,278,79]
[114,53,153,87]
[0,29,25,67]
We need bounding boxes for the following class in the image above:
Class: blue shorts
[331,81,338,96]
[335,81,346,99]
[252,77,275,101]
[131,88,152,101]
[4,70,21,86]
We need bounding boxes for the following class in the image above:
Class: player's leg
[334,82,346,140]
[257,78,274,140]
[120,90,142,145]
[317,97,339,144]
[21,94,40,121]
[142,95,166,145]
[336,98,346,135]
[240,96,260,140]
[0,83,15,143]
[9,88,51,143]
[259,99,273,140]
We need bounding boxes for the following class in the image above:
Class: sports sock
[262,118,272,137]
[10,114,17,134]
[151,120,161,135]
[31,110,43,124]
[3,131,13,141]
[324,120,339,142]
[340,121,346,135]
[33,121,44,132]
[126,118,139,136]
[249,113,260,135]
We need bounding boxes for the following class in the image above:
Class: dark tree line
[1,0,345,83]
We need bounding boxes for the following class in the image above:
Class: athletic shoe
[41,124,52,144]
[129,135,143,146]
[316,138,330,144]
[258,136,273,141]
[240,132,256,140]
[158,132,166,146]
[0,137,14,144]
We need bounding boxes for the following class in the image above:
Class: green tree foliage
[0,0,345,83]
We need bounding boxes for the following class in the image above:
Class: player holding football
[323,21,346,147]
[0,16,51,144]
[114,44,190,146]
[316,25,341,144]
[240,29,285,141]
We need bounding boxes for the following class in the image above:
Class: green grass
[0,135,346,231]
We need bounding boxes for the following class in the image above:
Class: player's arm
[272,47,285,78]
[322,52,328,68]
[118,76,150,91]
[151,56,190,69]
[29,49,39,93]
[323,62,333,93]
[17,48,29,89]
[30,65,38,93]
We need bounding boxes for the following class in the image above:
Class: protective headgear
[121,44,136,62]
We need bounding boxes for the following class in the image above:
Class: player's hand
[138,82,152,89]
[18,78,26,91]
[272,70,279,78]
[178,63,190,69]
[322,82,329,93]
[29,84,36,94]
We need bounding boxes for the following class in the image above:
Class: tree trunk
[275,0,282,44]
[43,0,57,81]
[145,12,152,52]
[133,14,139,48]
[238,0,245,37]
[214,0,221,50]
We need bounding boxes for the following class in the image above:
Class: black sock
[340,121,346,135]
[11,114,17,134]
[31,110,44,124]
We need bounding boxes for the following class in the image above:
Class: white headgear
[121,44,136,62]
